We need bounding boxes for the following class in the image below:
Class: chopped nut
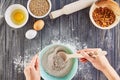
[93,7,116,27]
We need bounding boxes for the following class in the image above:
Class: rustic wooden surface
[0,0,120,80]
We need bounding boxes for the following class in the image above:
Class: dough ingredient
[42,45,73,77]
[33,20,45,31]
[25,29,37,39]
[29,0,50,16]
[11,9,26,25]
[93,7,115,27]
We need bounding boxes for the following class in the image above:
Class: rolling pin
[49,0,97,19]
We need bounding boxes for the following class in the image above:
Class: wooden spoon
[58,52,84,62]
[58,50,107,62]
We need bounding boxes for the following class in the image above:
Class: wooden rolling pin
[49,0,97,19]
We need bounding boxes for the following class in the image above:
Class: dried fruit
[92,7,116,27]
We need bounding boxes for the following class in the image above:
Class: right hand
[77,48,111,71]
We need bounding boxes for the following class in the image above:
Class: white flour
[13,47,41,73]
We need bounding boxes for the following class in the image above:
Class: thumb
[24,66,31,80]
[80,51,94,63]
[36,56,40,71]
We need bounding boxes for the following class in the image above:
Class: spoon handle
[68,51,107,59]
[68,53,84,59]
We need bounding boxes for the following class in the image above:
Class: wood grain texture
[0,0,119,80]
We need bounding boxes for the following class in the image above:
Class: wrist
[100,64,120,80]
[100,64,112,72]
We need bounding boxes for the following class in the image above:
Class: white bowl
[89,3,120,30]
[27,0,52,18]
[5,4,29,29]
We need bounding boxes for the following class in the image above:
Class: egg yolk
[11,9,26,25]
[14,12,24,21]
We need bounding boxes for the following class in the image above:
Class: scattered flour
[13,47,41,73]
[13,37,93,79]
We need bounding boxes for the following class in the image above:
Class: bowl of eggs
[39,44,78,80]
[5,4,29,28]
[89,0,120,29]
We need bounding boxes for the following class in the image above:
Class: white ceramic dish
[89,3,120,30]
[5,4,29,29]
[27,0,52,18]
[25,29,37,40]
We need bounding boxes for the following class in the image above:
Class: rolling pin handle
[49,9,63,19]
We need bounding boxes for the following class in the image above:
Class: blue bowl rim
[39,44,78,80]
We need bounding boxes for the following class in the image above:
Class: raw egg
[11,9,26,25]
[33,20,45,31]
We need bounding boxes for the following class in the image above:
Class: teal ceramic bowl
[39,44,78,80]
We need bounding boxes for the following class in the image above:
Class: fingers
[77,48,104,57]
[79,51,94,62]
[77,48,101,53]
[99,51,107,56]
[31,55,38,66]
[30,54,40,71]
[24,66,31,80]
[83,48,101,51]
[80,58,88,63]
[35,55,40,71]
[24,54,40,80]
[77,48,99,62]
[77,48,105,63]
[77,50,88,63]
[24,66,30,75]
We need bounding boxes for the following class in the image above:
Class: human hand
[77,48,110,71]
[24,55,40,80]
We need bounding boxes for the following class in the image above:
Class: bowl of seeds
[27,0,51,18]
[89,0,120,29]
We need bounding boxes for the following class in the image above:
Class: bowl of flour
[39,44,78,80]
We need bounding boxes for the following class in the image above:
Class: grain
[29,0,49,16]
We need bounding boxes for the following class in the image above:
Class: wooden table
[0,0,120,80]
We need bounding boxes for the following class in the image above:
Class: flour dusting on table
[13,47,41,73]
[13,37,92,79]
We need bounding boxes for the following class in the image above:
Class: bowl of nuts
[27,0,51,18]
[89,0,120,29]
